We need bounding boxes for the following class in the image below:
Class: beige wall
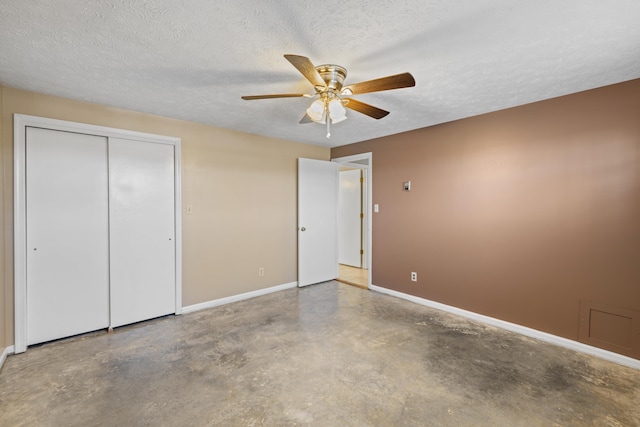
[332,79,640,360]
[0,86,329,349]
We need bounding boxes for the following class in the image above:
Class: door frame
[331,152,372,287]
[13,114,183,353]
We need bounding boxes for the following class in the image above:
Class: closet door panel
[26,127,110,345]
[109,138,176,327]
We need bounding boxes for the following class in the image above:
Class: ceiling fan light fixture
[328,99,347,123]
[306,99,326,123]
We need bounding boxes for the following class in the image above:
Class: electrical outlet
[258,267,265,277]
[411,272,417,282]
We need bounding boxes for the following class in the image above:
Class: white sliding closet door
[26,127,110,345]
[108,138,176,327]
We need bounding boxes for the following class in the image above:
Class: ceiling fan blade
[343,72,415,95]
[344,98,390,119]
[241,94,308,100]
[284,54,326,88]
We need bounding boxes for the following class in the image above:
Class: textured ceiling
[1,1,639,147]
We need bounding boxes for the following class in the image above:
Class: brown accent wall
[0,86,329,350]
[332,79,640,359]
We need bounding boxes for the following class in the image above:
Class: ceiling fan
[242,54,416,138]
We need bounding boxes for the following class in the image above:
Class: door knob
[300,227,306,231]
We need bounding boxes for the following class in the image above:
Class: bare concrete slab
[1,282,638,426]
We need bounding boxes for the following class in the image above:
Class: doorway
[332,153,372,289]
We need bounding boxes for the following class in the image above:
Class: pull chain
[325,101,331,138]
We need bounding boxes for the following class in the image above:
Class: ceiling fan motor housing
[316,64,347,92]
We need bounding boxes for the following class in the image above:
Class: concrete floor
[1,282,639,426]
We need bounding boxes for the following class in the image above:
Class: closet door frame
[14,114,183,353]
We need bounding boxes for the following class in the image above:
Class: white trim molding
[13,114,183,353]
[370,284,640,370]
[182,282,298,314]
[1,346,15,371]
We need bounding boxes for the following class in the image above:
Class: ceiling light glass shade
[328,99,347,123]
[306,98,347,124]
[306,99,326,123]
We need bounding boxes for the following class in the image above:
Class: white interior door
[108,138,176,327]
[339,169,363,267]
[26,127,110,345]
[298,158,339,287]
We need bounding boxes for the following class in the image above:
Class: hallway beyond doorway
[337,264,368,288]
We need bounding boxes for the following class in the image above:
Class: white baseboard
[370,284,640,370]
[182,281,298,314]
[1,345,15,370]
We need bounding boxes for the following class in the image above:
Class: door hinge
[360,249,364,255]
[360,213,364,219]
[360,177,364,183]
